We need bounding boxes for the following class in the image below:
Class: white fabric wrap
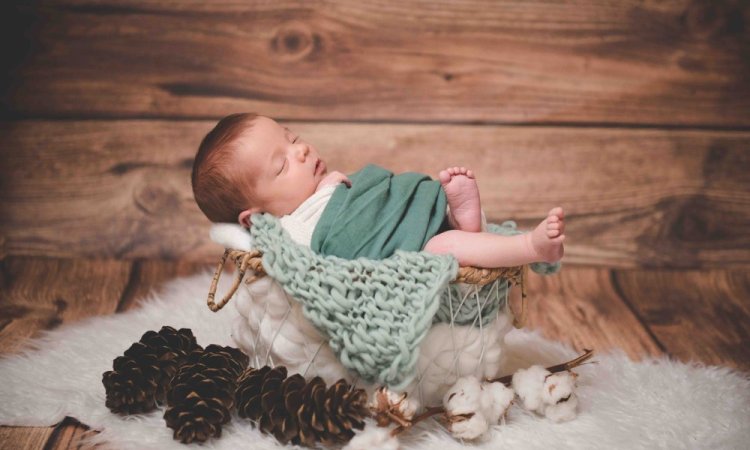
[278,184,337,246]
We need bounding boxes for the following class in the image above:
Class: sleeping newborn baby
[191,113,565,268]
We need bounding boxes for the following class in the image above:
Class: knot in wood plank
[271,21,320,61]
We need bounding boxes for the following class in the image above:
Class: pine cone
[164,344,249,444]
[235,366,370,447]
[102,326,201,414]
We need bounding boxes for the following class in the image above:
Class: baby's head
[191,113,328,227]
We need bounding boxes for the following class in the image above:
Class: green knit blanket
[249,213,560,389]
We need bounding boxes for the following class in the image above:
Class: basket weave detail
[207,249,528,328]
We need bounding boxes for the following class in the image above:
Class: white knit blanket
[0,270,748,449]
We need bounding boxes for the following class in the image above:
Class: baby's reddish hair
[191,112,259,223]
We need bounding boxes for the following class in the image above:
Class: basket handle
[207,249,263,312]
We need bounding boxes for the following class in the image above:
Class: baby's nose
[296,146,309,161]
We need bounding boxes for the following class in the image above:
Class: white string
[445,286,479,372]
[250,290,270,369]
[444,281,496,380]
[350,374,361,390]
[412,283,470,396]
[415,366,426,408]
[303,341,325,379]
[449,285,459,383]
[410,280,501,407]
[473,284,487,376]
[264,296,292,366]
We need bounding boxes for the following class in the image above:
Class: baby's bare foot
[439,166,482,232]
[525,207,566,263]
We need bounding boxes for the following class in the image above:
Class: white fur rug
[0,270,748,449]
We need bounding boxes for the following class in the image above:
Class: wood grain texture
[115,259,211,311]
[0,427,53,450]
[2,120,749,267]
[0,257,131,354]
[2,0,749,126]
[43,417,103,450]
[613,268,750,371]
[522,267,664,361]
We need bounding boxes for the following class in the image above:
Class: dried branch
[487,348,595,386]
[389,348,595,437]
[390,406,444,436]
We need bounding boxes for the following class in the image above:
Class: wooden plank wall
[1,1,749,448]
[2,0,750,265]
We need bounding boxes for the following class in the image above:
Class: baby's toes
[439,170,452,184]
[549,207,564,220]
[466,169,475,179]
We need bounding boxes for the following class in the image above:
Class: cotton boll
[542,392,579,423]
[538,370,579,422]
[400,395,419,421]
[449,412,489,440]
[344,424,400,450]
[512,365,551,412]
[382,390,419,421]
[541,371,577,405]
[480,382,515,424]
[370,387,420,426]
[443,377,482,416]
[443,377,492,440]
[369,387,405,411]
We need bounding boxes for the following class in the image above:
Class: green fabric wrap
[311,164,448,260]
[249,213,561,389]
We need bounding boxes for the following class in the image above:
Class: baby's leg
[424,207,565,267]
[439,167,482,232]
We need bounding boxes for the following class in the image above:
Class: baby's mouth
[315,159,326,175]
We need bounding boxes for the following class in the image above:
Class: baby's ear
[238,207,261,228]
[238,210,253,228]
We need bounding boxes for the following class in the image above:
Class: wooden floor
[1,256,748,449]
